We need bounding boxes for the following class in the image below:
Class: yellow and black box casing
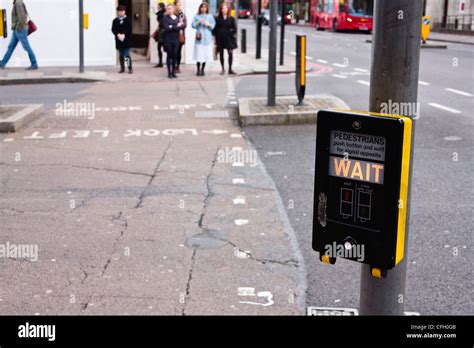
[0,9,7,38]
[313,110,412,270]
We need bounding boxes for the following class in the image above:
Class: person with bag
[112,5,133,74]
[214,3,237,75]
[153,2,166,68]
[174,0,187,73]
[163,4,184,79]
[191,2,215,76]
[0,0,38,70]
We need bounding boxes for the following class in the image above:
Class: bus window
[348,0,374,17]
[339,0,346,12]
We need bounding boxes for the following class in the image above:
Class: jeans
[176,43,184,68]
[119,48,130,58]
[0,29,38,67]
[164,43,178,74]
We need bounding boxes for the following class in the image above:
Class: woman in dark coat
[162,4,185,79]
[112,5,133,74]
[214,3,237,75]
[155,3,166,68]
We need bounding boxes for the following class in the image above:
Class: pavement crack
[182,249,197,316]
[182,147,220,316]
[197,147,220,228]
[101,211,129,277]
[80,294,94,313]
[134,140,173,209]
[0,162,153,178]
[227,240,299,268]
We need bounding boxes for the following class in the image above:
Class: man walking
[0,0,38,70]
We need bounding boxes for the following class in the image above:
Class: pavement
[0,61,307,314]
[0,47,309,86]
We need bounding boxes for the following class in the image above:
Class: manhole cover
[307,307,359,316]
[185,229,228,249]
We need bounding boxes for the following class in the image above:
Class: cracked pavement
[0,75,306,315]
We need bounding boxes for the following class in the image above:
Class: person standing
[0,0,38,70]
[112,5,133,74]
[174,0,187,73]
[163,4,184,79]
[214,3,237,75]
[191,3,215,76]
[154,2,166,68]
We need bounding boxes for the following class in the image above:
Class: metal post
[235,0,239,31]
[256,0,262,59]
[241,28,247,53]
[280,0,286,65]
[359,0,422,315]
[79,0,85,73]
[267,0,277,106]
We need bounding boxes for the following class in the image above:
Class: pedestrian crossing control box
[313,110,413,277]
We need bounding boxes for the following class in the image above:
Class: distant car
[261,9,291,25]
[238,9,251,19]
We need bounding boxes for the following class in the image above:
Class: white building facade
[0,0,116,67]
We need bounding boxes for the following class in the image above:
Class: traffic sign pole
[79,0,85,73]
[280,0,286,66]
[267,0,277,106]
[359,0,422,315]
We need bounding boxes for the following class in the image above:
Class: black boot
[196,63,201,76]
[119,56,125,73]
[200,63,206,76]
[126,56,133,74]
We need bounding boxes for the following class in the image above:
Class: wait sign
[313,110,412,276]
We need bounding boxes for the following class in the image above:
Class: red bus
[310,0,373,32]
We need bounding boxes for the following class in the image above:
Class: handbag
[151,28,160,42]
[178,30,185,44]
[196,32,202,41]
[27,20,37,36]
[23,2,37,36]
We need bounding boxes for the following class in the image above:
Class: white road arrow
[202,129,229,135]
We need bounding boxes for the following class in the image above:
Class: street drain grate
[194,110,229,119]
[307,307,359,316]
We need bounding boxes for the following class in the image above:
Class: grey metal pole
[79,0,84,73]
[235,0,239,31]
[267,0,277,106]
[256,0,262,59]
[359,0,422,315]
[280,0,286,65]
[241,28,247,53]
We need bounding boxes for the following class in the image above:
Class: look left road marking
[445,88,473,97]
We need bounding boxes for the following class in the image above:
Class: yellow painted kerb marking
[301,36,306,86]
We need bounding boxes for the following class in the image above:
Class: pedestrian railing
[443,14,474,32]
